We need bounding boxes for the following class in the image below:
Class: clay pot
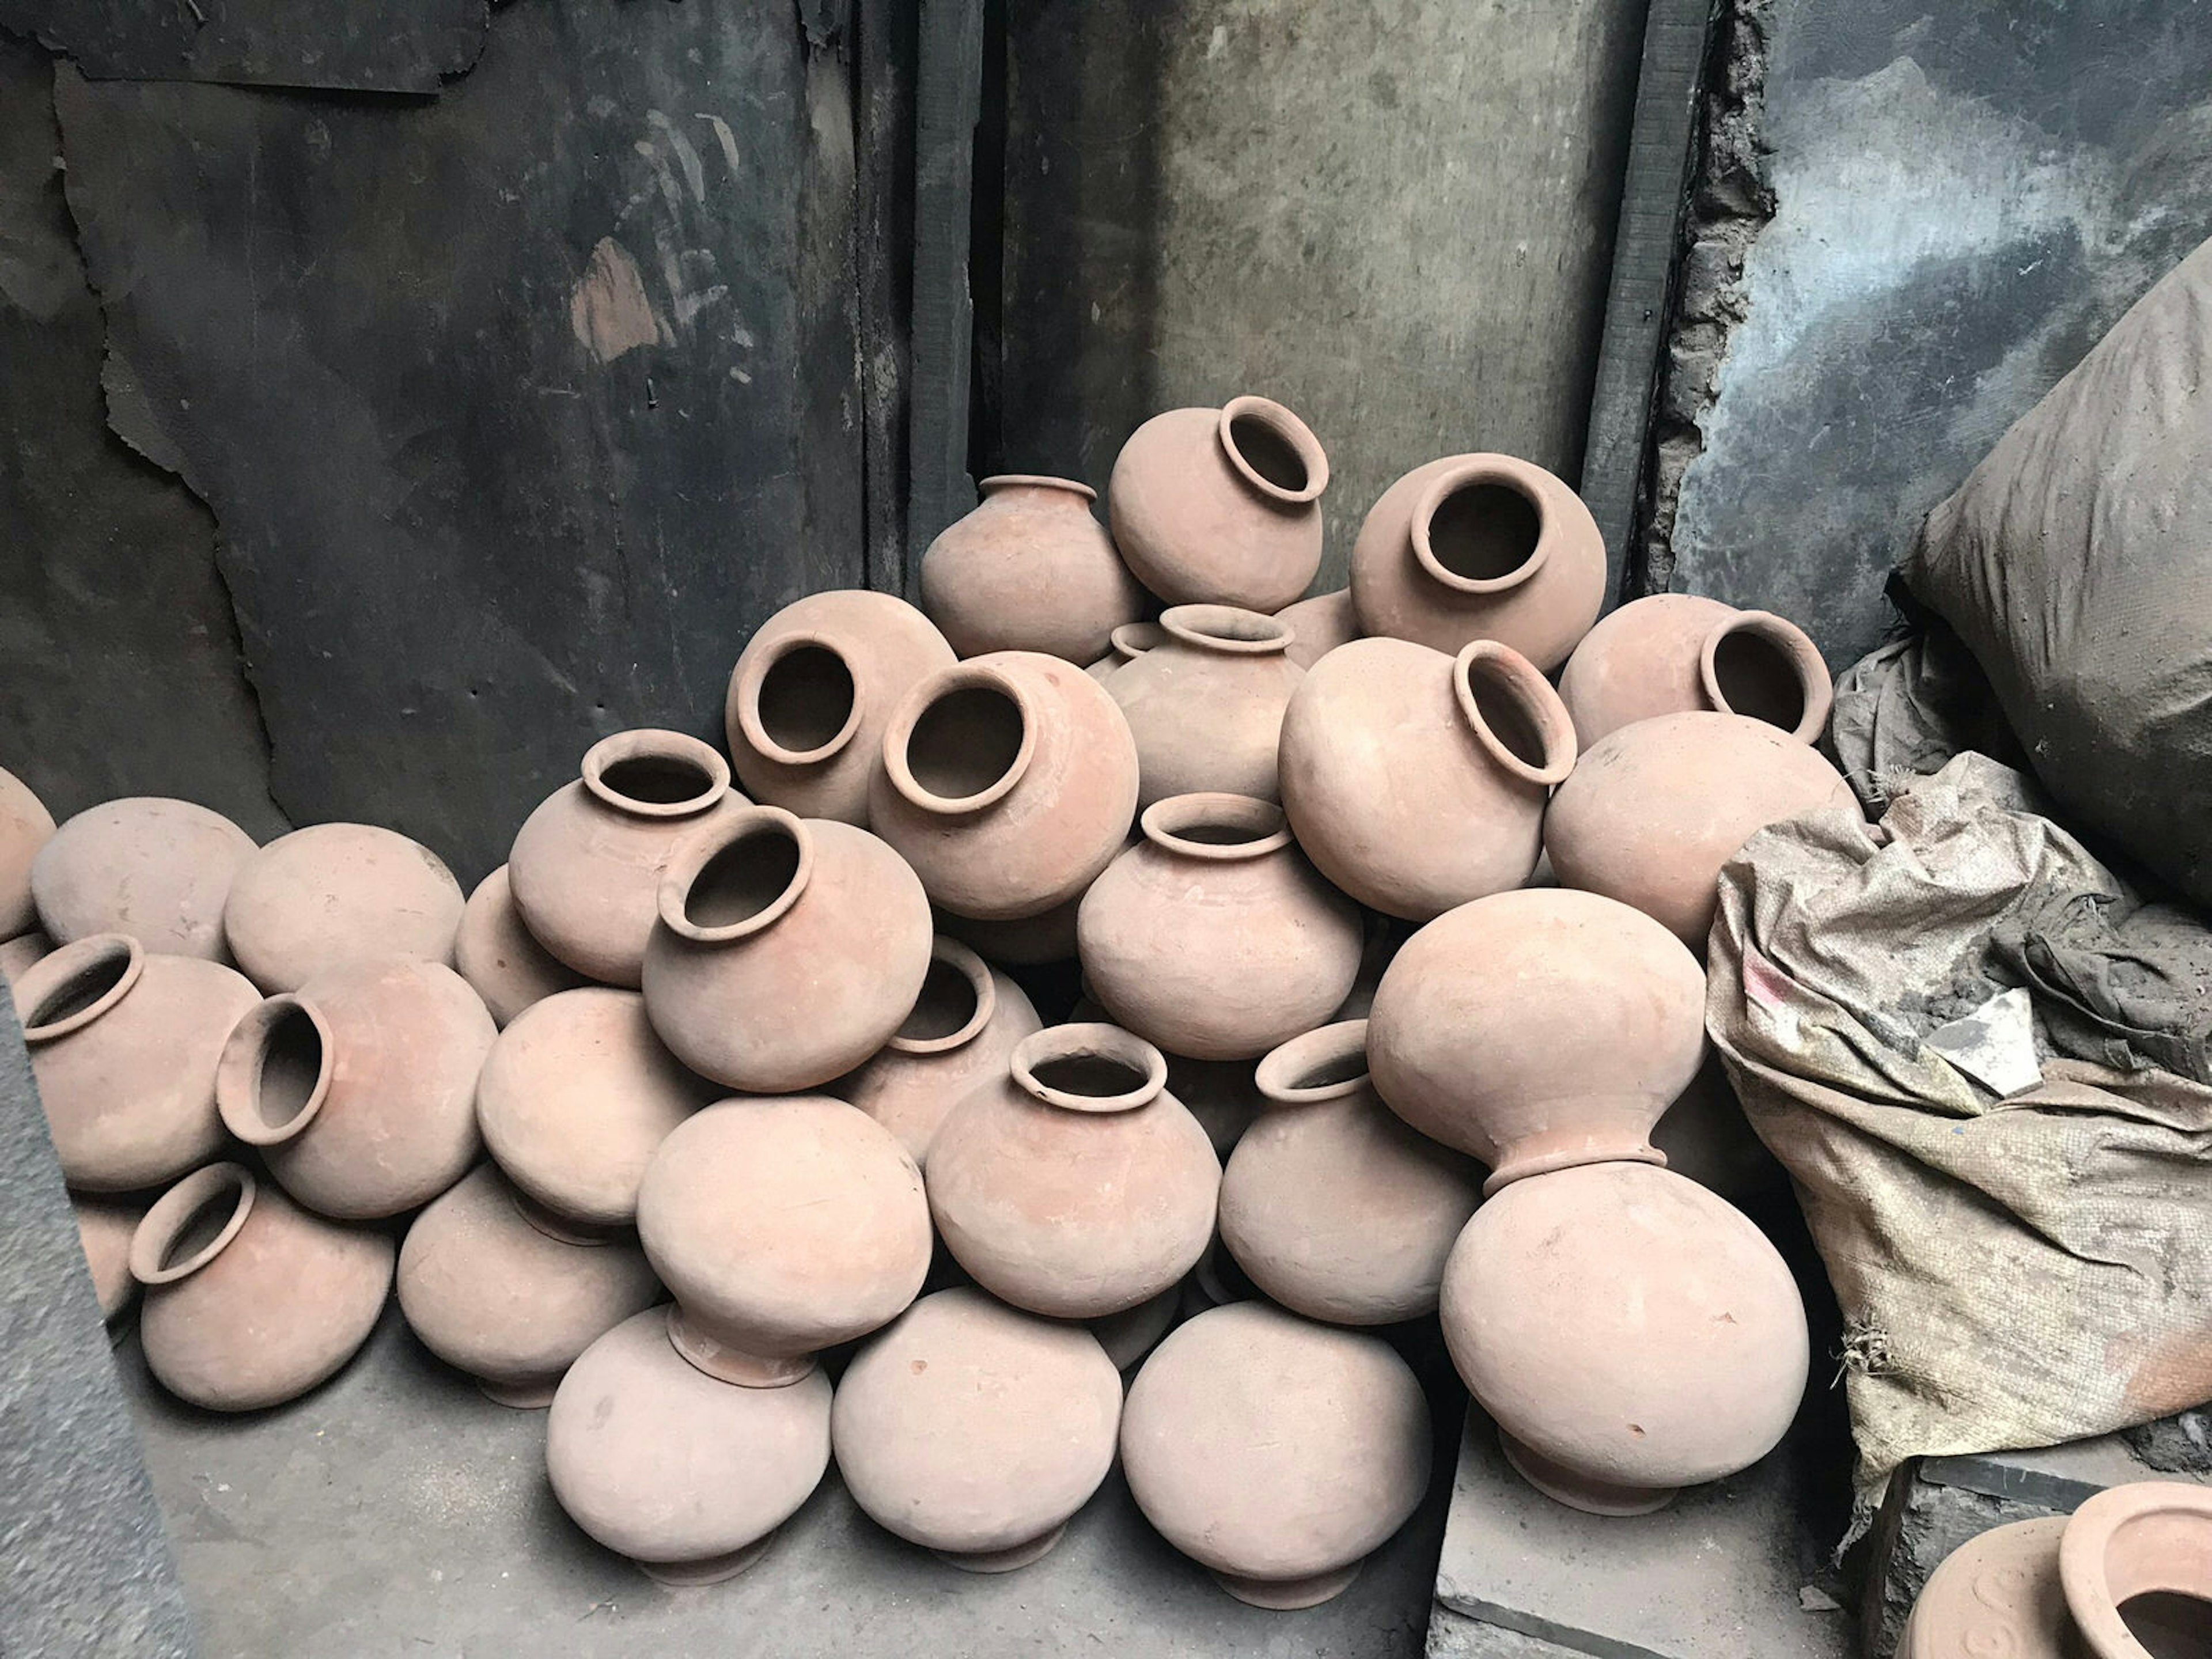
[452,864,586,1027]
[224,822,465,994]
[0,768,54,938]
[476,986,717,1229]
[1543,710,1858,949]
[1107,397,1329,612]
[1221,1021,1481,1325]
[396,1163,662,1408]
[641,807,932,1092]
[1089,1285,1181,1371]
[1350,453,1605,672]
[934,893,1082,965]
[131,1162,394,1411]
[17,934,259,1191]
[724,589,956,827]
[637,1095,932,1386]
[921,476,1149,664]
[1103,605,1305,808]
[1280,637,1577,921]
[870,650,1138,922]
[834,1287,1123,1571]
[1,927,51,993]
[926,1023,1219,1319]
[1556,593,1833,748]
[1080,794,1362,1061]
[31,797,256,963]
[1368,889,1706,1191]
[74,1196,144,1321]
[547,1306,832,1585]
[1122,1301,1431,1608]
[1276,588,1360,669]
[1085,620,1163,683]
[1650,1057,1787,1207]
[507,729,748,988]
[215,957,495,1219]
[829,937,1043,1165]
[1440,1162,1808,1514]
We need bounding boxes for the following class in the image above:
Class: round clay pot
[1122,1301,1431,1608]
[131,1162,393,1411]
[1650,1056,1786,1207]
[1275,588,1359,669]
[1107,397,1328,612]
[0,766,55,939]
[547,1305,832,1585]
[1543,710,1858,949]
[641,806,932,1092]
[926,1023,1219,1319]
[31,797,257,963]
[476,986,717,1229]
[452,863,586,1027]
[1440,1162,1808,1514]
[921,476,1149,664]
[74,1196,145,1321]
[1085,620,1163,683]
[1079,793,1362,1061]
[724,590,956,828]
[1103,605,1305,808]
[396,1162,662,1408]
[216,957,495,1219]
[834,1287,1123,1571]
[507,729,748,988]
[1089,1284,1181,1371]
[17,934,259,1191]
[1350,453,1605,672]
[829,937,1043,1166]
[637,1095,931,1386]
[870,650,1138,922]
[1367,888,1706,1191]
[1280,637,1577,921]
[934,892,1083,965]
[1222,1020,1481,1325]
[1,927,51,993]
[223,822,465,994]
[1556,593,1833,748]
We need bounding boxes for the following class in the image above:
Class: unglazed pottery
[216,957,495,1219]
[1275,588,1360,669]
[0,766,55,938]
[834,1288,1122,1571]
[637,1096,931,1386]
[1,927,51,992]
[1103,605,1304,808]
[934,893,1082,965]
[1368,889,1706,1190]
[1108,397,1328,612]
[1350,453,1604,672]
[1280,637,1577,921]
[224,821,465,993]
[131,1162,394,1411]
[1079,793,1362,1061]
[31,797,256,961]
[452,864,586,1027]
[724,590,956,827]
[547,1306,832,1585]
[74,1196,144,1321]
[1122,1301,1431,1608]
[1085,620,1164,683]
[641,807,932,1092]
[1556,593,1833,747]
[1650,1058,1786,1207]
[921,476,1149,664]
[17,934,258,1191]
[1440,1162,1808,1514]
[1089,1285,1181,1372]
[507,729,748,988]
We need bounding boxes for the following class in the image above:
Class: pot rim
[1011,1022,1168,1115]
[734,632,868,767]
[1698,610,1834,743]
[655,804,816,944]
[215,993,337,1146]
[1453,640,1579,786]
[1109,620,1165,661]
[1157,604,1293,657]
[1139,792,1294,861]
[580,728,732,819]
[1409,456,1553,596]
[979,473,1097,503]
[2059,1480,2212,1659]
[1215,395,1329,506]
[885,937,998,1056]
[880,659,1041,819]
[130,1162,256,1286]
[1255,1020,1372,1106]
[16,933,146,1043]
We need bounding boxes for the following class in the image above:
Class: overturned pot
[31,796,257,963]
[222,823,465,994]
[921,476,1147,665]
[1104,605,1305,808]
[1556,593,1832,749]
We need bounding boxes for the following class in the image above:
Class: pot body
[1,928,50,993]
[32,797,256,962]
[921,477,1147,664]
[452,863,586,1026]
[0,767,53,938]
[1104,608,1304,808]
[1275,588,1360,669]
[74,1196,143,1321]
[224,823,465,993]
[1556,593,1834,748]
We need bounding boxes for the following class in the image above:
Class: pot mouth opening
[1109,621,1164,662]
[582,729,730,818]
[1141,793,1294,860]
[217,995,335,1146]
[664,809,812,942]
[130,1162,256,1286]
[1255,1020,1372,1105]
[888,939,995,1054]
[1455,641,1577,785]
[1158,604,1293,656]
[980,473,1097,503]
[1701,612,1828,741]
[19,934,144,1041]
[2061,1484,2212,1654]
[1218,396,1328,505]
[1012,1022,1168,1114]
[744,637,864,764]
[886,666,1037,816]
[1414,463,1550,593]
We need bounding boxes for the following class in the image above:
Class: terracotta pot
[547,1306,832,1585]
[870,650,1138,922]
[507,729,748,988]
[17,934,259,1191]
[1122,1301,1431,1608]
[641,806,933,1092]
[31,797,256,963]
[934,892,1082,965]
[216,957,495,1219]
[0,766,55,939]
[74,1196,144,1321]
[223,822,465,994]
[926,1023,1219,1318]
[396,1162,662,1408]
[1350,453,1605,672]
[1089,1284,1181,1372]
[829,937,1043,1166]
[452,863,586,1027]
[1543,710,1858,949]
[1080,793,1362,1061]
[1073,989,1263,1154]
[1439,1162,1808,1514]
[637,1095,931,1386]
[1275,588,1360,669]
[1085,620,1163,683]
[1556,593,1833,748]
[1104,605,1305,808]
[1107,397,1329,612]
[921,476,1149,664]
[476,986,717,1229]
[131,1162,393,1411]
[834,1287,1123,1572]
[1280,637,1577,921]
[1650,1057,1787,1207]
[1,927,51,993]
[1222,1020,1481,1325]
[725,592,957,830]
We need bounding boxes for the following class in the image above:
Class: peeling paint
[569,236,662,362]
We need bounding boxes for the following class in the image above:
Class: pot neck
[1157,604,1293,658]
[1410,457,1552,596]
[1139,793,1293,861]
[1214,395,1328,506]
[885,938,997,1056]
[16,933,145,1043]
[1011,1023,1168,1115]
[656,805,815,944]
[882,661,1039,818]
[215,994,336,1147]
[130,1163,256,1287]
[509,1183,612,1246]
[1254,1020,1372,1107]
[580,729,732,818]
[2059,1482,2212,1659]
[1452,641,1578,785]
[736,633,866,768]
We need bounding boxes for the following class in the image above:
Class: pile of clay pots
[0,392,1859,1608]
